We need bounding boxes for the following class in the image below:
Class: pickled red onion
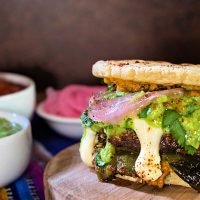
[88,89,184,124]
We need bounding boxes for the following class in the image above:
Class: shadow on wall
[1,65,59,92]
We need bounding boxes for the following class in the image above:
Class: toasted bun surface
[93,60,200,87]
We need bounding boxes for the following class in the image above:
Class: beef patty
[95,129,200,155]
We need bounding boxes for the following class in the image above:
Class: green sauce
[0,118,22,138]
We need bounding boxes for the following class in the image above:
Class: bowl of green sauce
[0,111,32,187]
[0,118,22,138]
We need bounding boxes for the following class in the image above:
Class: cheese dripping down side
[79,127,96,167]
[134,119,163,181]
[80,120,164,182]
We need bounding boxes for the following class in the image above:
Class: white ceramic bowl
[0,111,32,187]
[36,102,83,139]
[0,72,36,118]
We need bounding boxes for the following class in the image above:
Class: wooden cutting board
[44,143,200,200]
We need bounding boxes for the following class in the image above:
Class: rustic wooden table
[44,144,200,200]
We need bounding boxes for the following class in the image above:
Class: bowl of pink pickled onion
[36,85,105,139]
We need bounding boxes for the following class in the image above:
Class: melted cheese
[134,119,163,181]
[79,127,96,167]
[80,119,164,182]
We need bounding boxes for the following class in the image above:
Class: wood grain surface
[44,143,200,200]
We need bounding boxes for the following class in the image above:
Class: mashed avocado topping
[0,118,22,138]
[139,94,200,153]
[81,110,133,136]
[81,91,200,155]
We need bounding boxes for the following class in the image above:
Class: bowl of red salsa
[0,73,36,118]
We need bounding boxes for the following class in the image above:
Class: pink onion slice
[88,89,184,124]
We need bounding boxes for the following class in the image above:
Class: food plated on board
[80,60,200,191]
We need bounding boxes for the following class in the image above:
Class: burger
[79,60,200,191]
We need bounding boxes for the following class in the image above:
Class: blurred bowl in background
[36,102,83,139]
[0,72,36,118]
[0,111,32,187]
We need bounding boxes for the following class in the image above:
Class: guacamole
[81,91,200,155]
[0,118,22,138]
[141,94,200,152]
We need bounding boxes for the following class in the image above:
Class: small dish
[0,111,32,187]
[36,102,83,139]
[0,72,36,118]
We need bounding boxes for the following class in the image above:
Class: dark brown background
[0,0,200,90]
